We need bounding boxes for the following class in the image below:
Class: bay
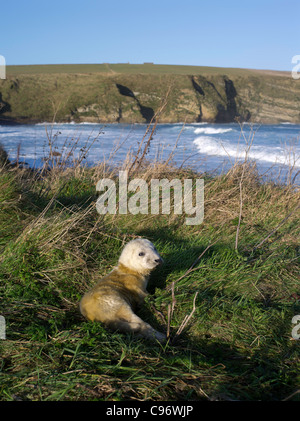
[0,122,299,184]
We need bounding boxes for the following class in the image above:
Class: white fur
[118,238,163,274]
[80,238,166,342]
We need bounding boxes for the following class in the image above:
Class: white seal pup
[80,238,166,342]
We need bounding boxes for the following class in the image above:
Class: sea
[0,122,299,184]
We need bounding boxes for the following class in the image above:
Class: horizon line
[5,62,290,73]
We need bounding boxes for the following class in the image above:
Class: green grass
[0,137,299,401]
[6,63,259,77]
[6,63,291,77]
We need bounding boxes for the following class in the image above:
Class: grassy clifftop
[0,63,300,124]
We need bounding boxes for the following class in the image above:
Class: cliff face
[0,66,299,124]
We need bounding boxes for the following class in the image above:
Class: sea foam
[193,136,300,167]
[194,127,233,135]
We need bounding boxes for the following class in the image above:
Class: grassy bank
[0,125,299,401]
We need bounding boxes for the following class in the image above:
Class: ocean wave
[78,122,102,125]
[194,127,233,135]
[193,136,300,167]
[35,121,97,126]
[35,122,68,126]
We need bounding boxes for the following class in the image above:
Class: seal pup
[80,238,166,342]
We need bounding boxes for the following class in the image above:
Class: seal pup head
[118,238,163,274]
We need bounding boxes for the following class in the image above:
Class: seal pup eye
[139,252,145,256]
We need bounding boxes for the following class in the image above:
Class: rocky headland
[0,64,299,125]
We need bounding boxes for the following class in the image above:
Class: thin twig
[166,242,216,291]
[282,389,300,401]
[235,172,244,250]
[252,204,300,252]
[167,281,176,339]
[173,291,199,340]
[128,86,171,176]
[235,124,257,250]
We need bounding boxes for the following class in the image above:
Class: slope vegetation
[0,63,299,124]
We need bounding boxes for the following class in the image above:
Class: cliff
[0,64,299,124]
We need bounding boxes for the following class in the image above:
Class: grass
[0,122,299,401]
[6,63,264,77]
[6,63,290,77]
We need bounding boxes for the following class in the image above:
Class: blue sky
[1,0,299,70]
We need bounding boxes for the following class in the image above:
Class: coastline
[1,65,300,126]
[0,121,299,187]
[1,116,299,126]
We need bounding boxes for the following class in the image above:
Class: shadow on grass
[134,226,220,292]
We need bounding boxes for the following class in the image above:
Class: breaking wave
[194,127,233,135]
[193,136,300,167]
